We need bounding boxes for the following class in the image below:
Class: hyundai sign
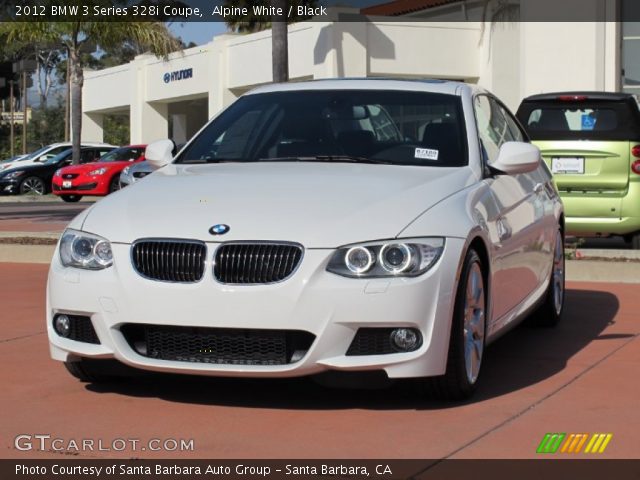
[163,68,193,84]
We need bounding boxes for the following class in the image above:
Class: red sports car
[52,145,146,202]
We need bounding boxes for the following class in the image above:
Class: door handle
[534,183,544,194]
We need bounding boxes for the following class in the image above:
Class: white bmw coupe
[47,80,564,399]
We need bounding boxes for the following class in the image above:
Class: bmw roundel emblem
[209,224,230,235]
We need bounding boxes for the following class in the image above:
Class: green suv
[517,92,640,248]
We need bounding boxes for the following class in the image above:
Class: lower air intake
[121,324,315,366]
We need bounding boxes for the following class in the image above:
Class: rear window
[516,100,640,141]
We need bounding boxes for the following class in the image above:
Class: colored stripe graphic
[538,433,611,454]
[585,434,613,454]
[537,433,566,453]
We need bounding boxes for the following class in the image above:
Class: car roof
[45,142,117,148]
[521,91,634,102]
[246,78,475,97]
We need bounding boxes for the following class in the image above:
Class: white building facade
[81,1,626,144]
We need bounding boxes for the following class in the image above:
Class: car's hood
[0,162,47,176]
[82,162,476,247]
[60,162,103,174]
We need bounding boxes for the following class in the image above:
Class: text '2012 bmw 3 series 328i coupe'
[47,79,564,400]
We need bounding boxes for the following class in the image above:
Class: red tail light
[632,145,640,158]
[557,95,588,102]
[632,160,640,175]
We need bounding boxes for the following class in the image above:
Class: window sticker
[581,114,596,131]
[414,148,439,160]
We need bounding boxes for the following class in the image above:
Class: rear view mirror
[323,105,369,120]
[145,140,175,169]
[490,142,540,175]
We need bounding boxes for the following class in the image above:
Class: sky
[169,22,229,46]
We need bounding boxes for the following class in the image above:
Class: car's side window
[475,96,503,163]
[496,101,526,143]
[475,95,521,165]
[81,150,96,163]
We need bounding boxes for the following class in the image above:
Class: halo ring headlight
[379,243,412,274]
[345,246,374,274]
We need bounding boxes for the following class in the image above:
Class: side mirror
[145,139,175,169]
[490,142,540,175]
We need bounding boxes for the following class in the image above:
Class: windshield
[176,90,468,167]
[99,147,144,163]
[44,149,72,165]
[20,146,50,162]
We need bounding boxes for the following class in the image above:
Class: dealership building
[81,0,633,145]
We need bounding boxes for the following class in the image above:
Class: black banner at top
[1,0,640,23]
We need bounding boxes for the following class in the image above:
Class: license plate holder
[551,157,585,174]
[62,180,72,188]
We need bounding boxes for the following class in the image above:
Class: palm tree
[271,0,288,83]
[480,0,520,38]
[0,22,181,164]
[223,0,317,83]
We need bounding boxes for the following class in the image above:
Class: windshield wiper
[257,155,394,165]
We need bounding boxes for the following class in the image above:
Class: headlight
[59,229,113,270]
[88,167,107,176]
[122,166,130,175]
[327,238,444,278]
[3,171,25,180]
[54,169,62,177]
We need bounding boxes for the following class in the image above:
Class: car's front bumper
[0,178,20,194]
[52,176,108,195]
[47,238,464,379]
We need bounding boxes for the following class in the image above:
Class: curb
[0,195,98,204]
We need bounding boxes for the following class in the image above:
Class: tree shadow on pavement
[86,288,621,410]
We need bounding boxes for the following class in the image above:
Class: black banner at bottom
[3,459,640,480]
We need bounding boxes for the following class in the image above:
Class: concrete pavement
[0,262,638,459]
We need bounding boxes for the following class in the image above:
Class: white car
[47,80,564,399]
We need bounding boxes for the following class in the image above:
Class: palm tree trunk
[271,0,288,83]
[69,48,83,165]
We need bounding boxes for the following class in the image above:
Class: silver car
[119,161,155,188]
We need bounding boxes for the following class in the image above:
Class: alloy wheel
[20,177,45,195]
[463,262,485,385]
[552,231,565,316]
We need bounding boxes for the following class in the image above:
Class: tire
[108,175,121,193]
[530,229,565,327]
[64,359,117,383]
[423,249,486,401]
[632,233,640,250]
[60,194,82,203]
[19,176,46,195]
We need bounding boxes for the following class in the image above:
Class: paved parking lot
[1,262,638,459]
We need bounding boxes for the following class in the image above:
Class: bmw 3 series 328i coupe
[47,80,564,400]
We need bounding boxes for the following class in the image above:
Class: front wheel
[530,229,565,327]
[108,175,121,193]
[422,249,486,400]
[64,359,118,383]
[19,176,46,195]
[60,194,82,203]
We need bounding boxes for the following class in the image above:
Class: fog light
[390,328,420,352]
[54,315,71,337]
